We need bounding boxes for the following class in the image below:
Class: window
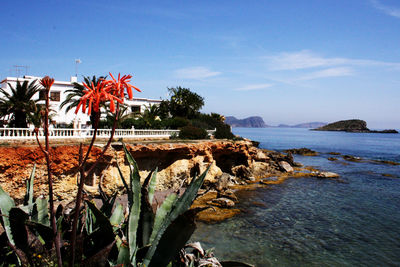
[131,105,141,113]
[50,91,60,102]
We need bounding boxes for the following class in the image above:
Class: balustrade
[0,127,215,140]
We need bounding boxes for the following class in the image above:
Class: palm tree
[139,104,162,128]
[60,75,105,125]
[0,79,40,127]
[141,104,160,121]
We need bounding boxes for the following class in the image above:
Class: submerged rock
[342,155,362,162]
[373,160,400,166]
[208,197,235,208]
[313,171,340,178]
[284,148,318,156]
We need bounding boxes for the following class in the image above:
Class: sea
[191,128,400,267]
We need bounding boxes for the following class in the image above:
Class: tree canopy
[0,80,41,127]
[163,86,204,119]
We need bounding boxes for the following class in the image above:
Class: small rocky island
[313,119,398,133]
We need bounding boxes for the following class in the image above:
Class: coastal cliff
[0,141,287,198]
[0,140,331,222]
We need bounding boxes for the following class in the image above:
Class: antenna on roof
[75,59,81,77]
[13,65,29,77]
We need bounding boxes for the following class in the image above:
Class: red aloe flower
[75,80,123,115]
[40,76,55,91]
[105,72,141,101]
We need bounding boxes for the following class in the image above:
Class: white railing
[0,128,215,140]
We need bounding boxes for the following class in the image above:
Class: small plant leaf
[9,208,29,253]
[34,197,49,226]
[147,168,158,205]
[116,154,132,204]
[25,220,54,250]
[138,189,154,247]
[0,185,16,246]
[100,191,118,218]
[116,236,130,266]
[85,201,116,258]
[24,164,36,213]
[110,203,124,231]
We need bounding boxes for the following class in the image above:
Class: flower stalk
[32,73,139,266]
[69,73,139,266]
[36,76,63,267]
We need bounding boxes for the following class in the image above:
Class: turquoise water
[191,128,400,266]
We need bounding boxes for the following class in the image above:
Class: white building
[0,75,161,127]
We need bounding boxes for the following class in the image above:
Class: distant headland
[312,119,398,133]
[225,116,268,128]
[277,122,327,128]
[226,116,326,129]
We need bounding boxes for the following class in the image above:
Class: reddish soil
[0,145,110,200]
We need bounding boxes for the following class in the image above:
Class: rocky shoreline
[0,140,339,223]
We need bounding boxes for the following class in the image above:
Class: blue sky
[1,0,400,128]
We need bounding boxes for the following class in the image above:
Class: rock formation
[225,116,268,128]
[313,119,398,133]
[0,140,334,222]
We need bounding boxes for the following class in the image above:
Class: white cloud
[267,50,400,71]
[236,83,273,91]
[267,50,343,70]
[174,66,221,79]
[370,0,400,18]
[299,67,354,80]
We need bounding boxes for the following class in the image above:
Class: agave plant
[0,165,53,266]
[0,143,212,266]
[84,142,211,266]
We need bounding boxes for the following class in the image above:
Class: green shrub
[120,117,146,129]
[163,117,190,129]
[214,124,234,139]
[98,119,113,129]
[179,126,208,140]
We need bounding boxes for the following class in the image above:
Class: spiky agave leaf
[149,209,205,267]
[147,168,158,205]
[85,201,116,260]
[23,164,36,214]
[31,197,49,226]
[122,143,142,265]
[143,165,210,266]
[110,203,124,232]
[148,193,178,244]
[0,185,16,246]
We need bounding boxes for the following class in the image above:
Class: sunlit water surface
[191,128,400,266]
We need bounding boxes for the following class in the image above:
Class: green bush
[191,113,220,129]
[98,119,113,129]
[163,117,190,129]
[214,124,234,139]
[179,126,208,140]
[120,117,146,129]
